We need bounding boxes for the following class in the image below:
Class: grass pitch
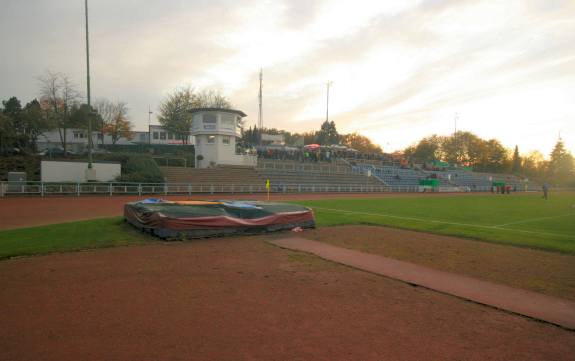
[0,217,150,260]
[0,192,573,259]
[295,192,575,253]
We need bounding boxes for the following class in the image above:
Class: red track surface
[2,236,574,361]
[0,192,465,230]
[270,237,575,329]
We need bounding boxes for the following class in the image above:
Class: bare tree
[38,71,81,154]
[94,98,115,145]
[103,102,133,145]
[196,89,233,109]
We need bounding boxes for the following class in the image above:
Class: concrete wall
[41,161,121,182]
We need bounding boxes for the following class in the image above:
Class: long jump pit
[124,199,315,239]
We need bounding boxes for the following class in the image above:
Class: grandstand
[351,162,539,191]
[155,144,543,194]
[159,156,539,194]
[159,160,386,193]
[161,165,264,185]
[256,159,384,192]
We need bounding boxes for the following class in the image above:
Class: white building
[36,126,194,151]
[191,108,256,168]
[37,129,135,153]
[147,125,193,145]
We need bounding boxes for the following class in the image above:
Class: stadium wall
[41,161,121,182]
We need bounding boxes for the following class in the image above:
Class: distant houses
[36,124,193,153]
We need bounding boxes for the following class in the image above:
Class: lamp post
[148,105,153,145]
[326,81,333,123]
[85,0,93,167]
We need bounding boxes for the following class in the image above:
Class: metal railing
[0,181,452,197]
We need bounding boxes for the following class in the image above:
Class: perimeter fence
[0,181,482,197]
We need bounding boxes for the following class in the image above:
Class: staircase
[160,166,265,185]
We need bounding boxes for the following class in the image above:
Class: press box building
[190,108,256,168]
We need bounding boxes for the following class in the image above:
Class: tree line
[404,131,574,186]
[0,71,134,155]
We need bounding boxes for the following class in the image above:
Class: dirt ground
[1,235,574,361]
[306,225,575,302]
[0,192,469,230]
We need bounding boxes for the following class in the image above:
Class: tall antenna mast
[258,68,263,129]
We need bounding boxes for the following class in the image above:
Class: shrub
[95,153,164,183]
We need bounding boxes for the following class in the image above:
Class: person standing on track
[542,183,549,200]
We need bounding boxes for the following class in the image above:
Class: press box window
[221,114,234,129]
[160,132,166,140]
[207,135,216,144]
[153,132,159,140]
[222,136,230,145]
[203,114,217,130]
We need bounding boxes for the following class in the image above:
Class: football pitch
[295,192,575,253]
[0,192,574,259]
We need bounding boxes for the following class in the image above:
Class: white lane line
[494,213,574,227]
[313,207,574,239]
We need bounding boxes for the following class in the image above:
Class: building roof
[188,108,247,117]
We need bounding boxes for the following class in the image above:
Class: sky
[1,0,574,156]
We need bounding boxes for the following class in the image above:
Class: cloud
[1,0,574,155]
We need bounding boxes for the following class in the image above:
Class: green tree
[316,120,339,145]
[511,145,522,174]
[302,131,318,145]
[405,135,442,163]
[548,139,574,186]
[1,97,23,152]
[522,150,546,180]
[480,139,509,172]
[0,112,16,153]
[0,97,50,153]
[158,87,232,145]
[158,87,196,144]
[341,132,382,154]
[22,99,51,152]
[440,131,483,166]
[241,125,261,146]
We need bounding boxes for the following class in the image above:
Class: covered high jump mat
[124,199,315,239]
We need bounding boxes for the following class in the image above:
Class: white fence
[0,181,474,197]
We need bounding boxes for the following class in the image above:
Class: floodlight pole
[148,105,153,145]
[326,81,333,123]
[85,0,93,168]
